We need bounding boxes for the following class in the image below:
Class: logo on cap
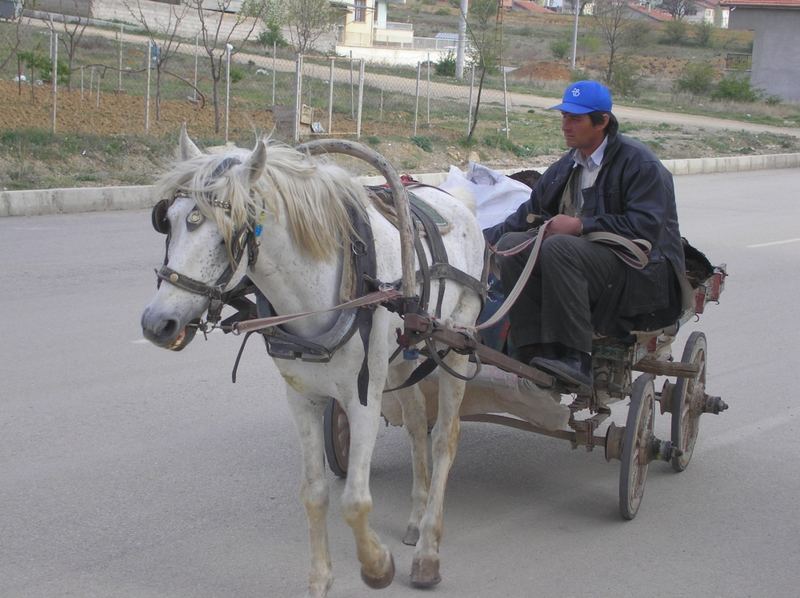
[571,88,581,97]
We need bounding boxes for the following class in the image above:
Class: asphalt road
[2,168,799,598]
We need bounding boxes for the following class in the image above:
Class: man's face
[560,111,608,155]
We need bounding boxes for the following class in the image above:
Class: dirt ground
[0,73,797,190]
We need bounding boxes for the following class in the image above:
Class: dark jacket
[485,132,685,324]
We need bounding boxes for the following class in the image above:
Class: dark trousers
[495,231,628,355]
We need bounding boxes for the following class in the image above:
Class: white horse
[141,130,485,597]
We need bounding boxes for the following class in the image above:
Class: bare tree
[124,0,189,120]
[41,3,88,90]
[592,0,633,84]
[660,0,696,21]
[464,0,503,141]
[281,0,342,55]
[189,0,265,133]
[0,0,28,72]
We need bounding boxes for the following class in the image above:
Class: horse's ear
[179,123,202,161]
[244,140,267,184]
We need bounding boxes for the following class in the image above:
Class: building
[721,0,800,102]
[336,0,463,66]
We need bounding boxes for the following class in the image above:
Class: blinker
[151,199,171,234]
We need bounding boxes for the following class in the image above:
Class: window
[354,0,367,23]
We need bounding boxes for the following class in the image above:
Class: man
[484,80,686,392]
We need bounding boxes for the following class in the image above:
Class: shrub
[675,63,716,96]
[550,38,571,61]
[229,66,246,84]
[662,20,688,45]
[610,60,641,98]
[694,21,714,48]
[258,22,288,49]
[625,22,652,49]
[435,50,456,77]
[712,75,761,102]
[411,136,433,152]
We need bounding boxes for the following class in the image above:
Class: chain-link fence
[1,18,522,147]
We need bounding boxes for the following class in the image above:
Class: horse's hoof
[361,551,395,589]
[410,555,441,588]
[402,525,420,546]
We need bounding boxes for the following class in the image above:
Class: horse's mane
[156,139,369,261]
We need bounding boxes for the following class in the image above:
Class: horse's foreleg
[340,393,395,589]
[285,390,333,598]
[397,384,430,546]
[411,351,469,588]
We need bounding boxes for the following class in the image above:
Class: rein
[476,222,651,332]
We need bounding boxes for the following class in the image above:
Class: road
[2,169,799,598]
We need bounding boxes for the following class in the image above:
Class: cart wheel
[671,331,707,473]
[324,398,349,478]
[619,374,656,520]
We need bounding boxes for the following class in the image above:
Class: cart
[325,262,727,519]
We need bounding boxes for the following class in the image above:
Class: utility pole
[456,0,468,80]
[571,0,580,70]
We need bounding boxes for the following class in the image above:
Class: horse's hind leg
[285,390,334,598]
[411,350,469,588]
[340,391,395,589]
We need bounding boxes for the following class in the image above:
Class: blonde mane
[156,139,370,261]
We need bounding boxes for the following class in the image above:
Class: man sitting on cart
[484,80,686,393]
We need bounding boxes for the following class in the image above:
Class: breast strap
[255,203,377,405]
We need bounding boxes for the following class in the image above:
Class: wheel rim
[620,375,655,520]
[671,332,707,472]
[332,401,350,470]
[324,399,350,478]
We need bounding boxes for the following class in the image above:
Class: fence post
[118,24,123,92]
[426,52,431,127]
[328,57,334,135]
[51,31,57,134]
[503,67,509,139]
[193,33,199,102]
[294,54,303,143]
[271,41,276,106]
[349,51,354,119]
[414,62,421,137]
[467,66,475,136]
[225,43,232,143]
[145,40,151,133]
[356,59,365,140]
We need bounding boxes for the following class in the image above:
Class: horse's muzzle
[141,308,198,351]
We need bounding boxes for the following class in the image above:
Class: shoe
[531,350,593,392]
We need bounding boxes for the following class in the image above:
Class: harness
[149,143,487,404]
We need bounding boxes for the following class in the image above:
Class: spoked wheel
[324,398,350,478]
[619,374,656,520]
[671,331,707,472]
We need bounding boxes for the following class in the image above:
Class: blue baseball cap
[549,80,613,114]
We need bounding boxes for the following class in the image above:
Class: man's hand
[545,214,583,237]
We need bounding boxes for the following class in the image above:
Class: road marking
[703,406,798,450]
[747,237,800,248]
[131,339,150,344]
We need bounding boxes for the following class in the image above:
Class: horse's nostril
[159,319,180,339]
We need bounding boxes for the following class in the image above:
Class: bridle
[151,190,259,332]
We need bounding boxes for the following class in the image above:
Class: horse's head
[140,127,267,350]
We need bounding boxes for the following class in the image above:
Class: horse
[140,129,486,597]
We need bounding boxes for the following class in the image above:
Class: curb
[2,153,800,217]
